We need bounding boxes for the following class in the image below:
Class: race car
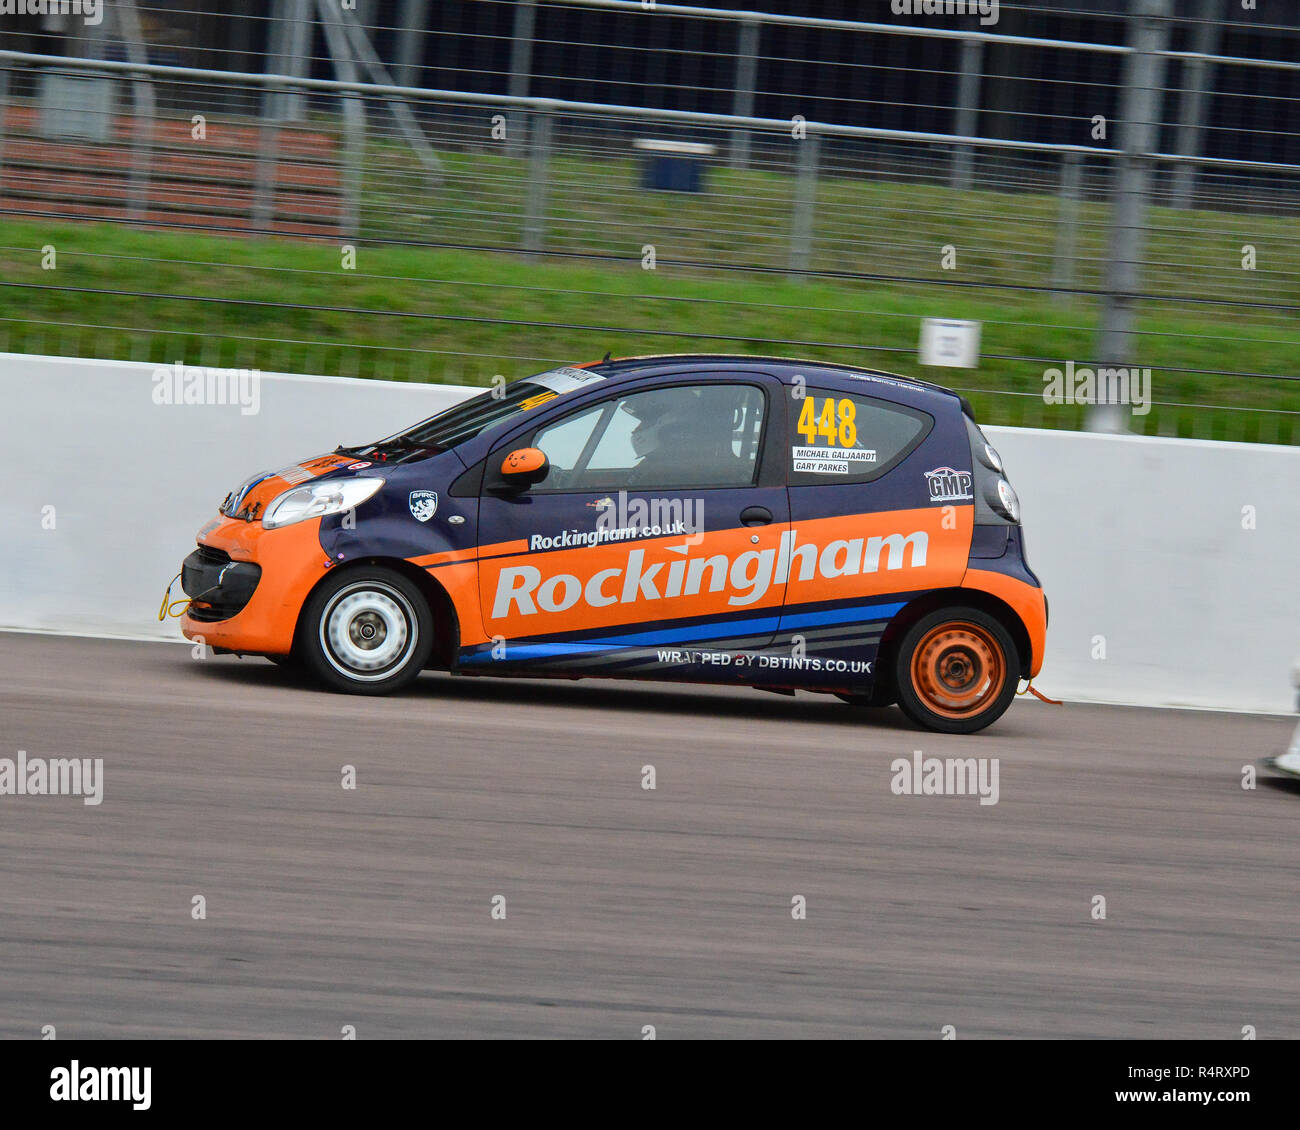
[172,354,1047,733]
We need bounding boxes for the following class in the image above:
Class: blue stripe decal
[598,616,782,647]
[463,641,622,661]
[780,601,905,629]
[462,616,782,663]
[463,600,906,664]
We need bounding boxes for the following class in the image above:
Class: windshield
[342,365,606,462]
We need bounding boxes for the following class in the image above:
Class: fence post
[336,96,366,241]
[950,38,983,191]
[789,128,820,276]
[253,104,280,232]
[508,0,539,159]
[523,109,552,254]
[338,6,444,182]
[1170,0,1222,210]
[315,0,367,240]
[1093,0,1172,432]
[394,0,430,87]
[1051,151,1083,304]
[731,18,760,170]
[0,65,9,180]
[267,0,312,123]
[115,0,156,223]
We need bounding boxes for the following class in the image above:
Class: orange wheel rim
[910,622,1006,719]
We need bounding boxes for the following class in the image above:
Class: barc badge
[409,490,438,522]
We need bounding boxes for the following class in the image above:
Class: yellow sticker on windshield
[520,390,559,411]
[796,396,857,447]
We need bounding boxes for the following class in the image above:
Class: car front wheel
[894,607,1019,734]
[300,567,433,694]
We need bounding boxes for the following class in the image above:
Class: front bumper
[181,545,262,622]
[179,516,331,654]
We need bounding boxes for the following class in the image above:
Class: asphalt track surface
[1,631,1297,1039]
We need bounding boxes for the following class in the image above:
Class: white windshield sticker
[527,366,607,394]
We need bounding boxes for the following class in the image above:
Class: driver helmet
[626,390,694,460]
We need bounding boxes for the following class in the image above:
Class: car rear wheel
[301,567,433,695]
[894,607,1019,734]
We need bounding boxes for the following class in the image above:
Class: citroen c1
[173,355,1047,733]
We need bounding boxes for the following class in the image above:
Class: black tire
[300,566,434,695]
[268,653,300,669]
[893,606,1019,734]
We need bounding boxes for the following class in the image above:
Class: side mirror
[489,447,549,494]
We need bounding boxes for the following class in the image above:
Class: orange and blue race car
[173,354,1047,733]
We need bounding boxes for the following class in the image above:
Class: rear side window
[787,390,931,485]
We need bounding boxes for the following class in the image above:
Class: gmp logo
[924,466,973,503]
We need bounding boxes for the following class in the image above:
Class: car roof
[577,353,971,416]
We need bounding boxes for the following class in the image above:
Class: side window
[788,389,931,484]
[532,383,766,492]
[531,401,606,473]
[585,403,639,471]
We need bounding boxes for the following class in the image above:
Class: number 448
[797,396,857,447]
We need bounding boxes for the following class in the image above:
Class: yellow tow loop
[158,573,192,621]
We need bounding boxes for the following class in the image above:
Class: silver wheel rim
[319,582,417,681]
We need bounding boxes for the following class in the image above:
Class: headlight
[982,443,1003,473]
[263,477,385,529]
[989,478,1020,523]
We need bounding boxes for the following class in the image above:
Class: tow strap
[1017,680,1063,705]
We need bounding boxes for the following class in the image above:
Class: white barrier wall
[2,353,1297,713]
[0,354,473,644]
[986,425,1299,714]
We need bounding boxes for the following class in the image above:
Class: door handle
[740,505,773,527]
